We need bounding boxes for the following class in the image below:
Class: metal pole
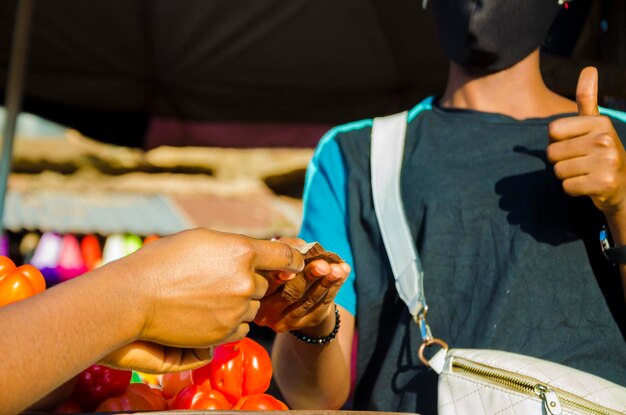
[0,0,34,235]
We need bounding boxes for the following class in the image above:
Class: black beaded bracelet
[289,304,340,345]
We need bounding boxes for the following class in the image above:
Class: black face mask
[432,0,562,73]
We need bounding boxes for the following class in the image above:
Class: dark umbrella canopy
[0,0,624,147]
[0,0,448,146]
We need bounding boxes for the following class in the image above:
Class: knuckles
[601,152,621,170]
[301,295,320,309]
[233,275,257,299]
[597,172,620,193]
[229,238,257,264]
[281,284,302,303]
[594,132,615,149]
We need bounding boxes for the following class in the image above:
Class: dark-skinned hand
[254,237,350,333]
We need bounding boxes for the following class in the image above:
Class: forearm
[272,307,353,410]
[0,260,143,414]
[604,210,626,302]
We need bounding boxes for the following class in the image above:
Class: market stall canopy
[0,0,624,148]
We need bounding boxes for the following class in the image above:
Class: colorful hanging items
[30,232,62,286]
[101,234,126,265]
[124,234,143,256]
[81,235,102,271]
[0,234,8,257]
[19,233,40,264]
[57,234,88,282]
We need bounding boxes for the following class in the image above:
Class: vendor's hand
[114,228,303,363]
[100,341,214,373]
[260,237,305,298]
[254,238,350,333]
[548,67,626,217]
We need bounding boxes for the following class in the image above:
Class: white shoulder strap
[370,111,427,318]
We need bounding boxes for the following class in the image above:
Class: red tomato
[191,362,212,388]
[125,383,168,410]
[0,272,36,307]
[161,370,193,399]
[169,384,231,410]
[14,264,46,294]
[72,365,132,410]
[52,400,83,414]
[234,394,289,410]
[0,256,16,279]
[193,337,272,403]
[95,393,153,412]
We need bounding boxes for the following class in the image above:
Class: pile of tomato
[54,337,288,412]
[0,255,288,412]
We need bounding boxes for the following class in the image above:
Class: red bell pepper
[161,370,193,399]
[234,393,289,410]
[94,393,153,412]
[72,365,132,410]
[0,259,46,307]
[124,383,168,410]
[169,384,231,410]
[192,337,272,404]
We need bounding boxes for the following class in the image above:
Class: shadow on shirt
[495,145,585,246]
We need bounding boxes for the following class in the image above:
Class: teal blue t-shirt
[298,97,626,414]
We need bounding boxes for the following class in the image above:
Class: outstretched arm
[261,133,357,409]
[272,306,354,409]
[0,259,143,414]
[255,240,353,409]
[0,228,304,414]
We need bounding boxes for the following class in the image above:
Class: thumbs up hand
[547,67,626,216]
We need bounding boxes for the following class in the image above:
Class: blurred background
[0,0,624,399]
[1,0,624,240]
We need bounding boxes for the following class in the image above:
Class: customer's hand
[102,228,304,372]
[254,238,350,333]
[548,66,626,216]
[100,341,215,373]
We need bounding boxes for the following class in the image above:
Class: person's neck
[439,50,577,119]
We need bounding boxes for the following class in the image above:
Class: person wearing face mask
[270,1,626,414]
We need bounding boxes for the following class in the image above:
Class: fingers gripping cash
[297,242,343,264]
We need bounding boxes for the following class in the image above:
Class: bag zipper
[452,357,622,415]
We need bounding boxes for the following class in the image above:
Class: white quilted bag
[370,112,626,415]
[431,348,626,415]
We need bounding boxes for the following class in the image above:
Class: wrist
[91,260,147,343]
[299,306,337,337]
[290,304,340,345]
[604,208,626,244]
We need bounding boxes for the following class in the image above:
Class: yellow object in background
[131,371,161,387]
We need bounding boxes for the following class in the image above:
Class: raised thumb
[576,66,600,116]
